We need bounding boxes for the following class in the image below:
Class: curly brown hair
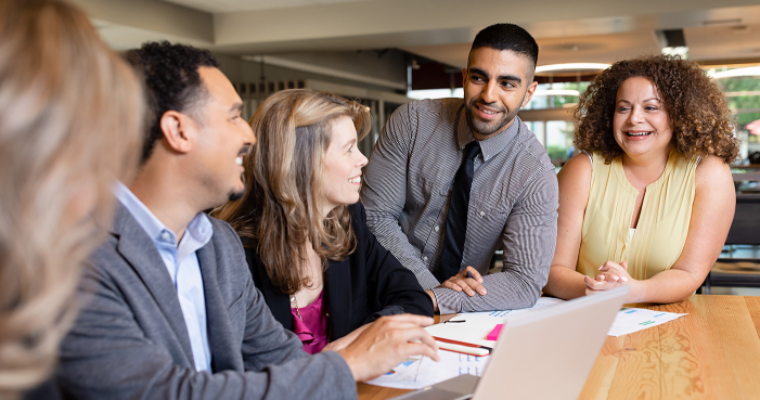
[574,54,739,164]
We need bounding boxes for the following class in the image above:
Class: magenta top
[291,290,328,354]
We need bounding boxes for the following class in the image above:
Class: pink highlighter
[486,324,504,341]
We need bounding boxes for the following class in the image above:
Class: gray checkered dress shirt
[361,98,558,314]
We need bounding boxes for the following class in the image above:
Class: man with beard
[55,42,439,400]
[362,24,558,314]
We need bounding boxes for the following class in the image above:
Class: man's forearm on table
[431,270,542,314]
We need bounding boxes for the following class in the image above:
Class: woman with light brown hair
[216,89,432,354]
[543,55,739,304]
[0,0,143,397]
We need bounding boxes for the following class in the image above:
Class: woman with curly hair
[543,55,739,303]
[216,89,433,354]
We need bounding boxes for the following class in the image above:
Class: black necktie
[437,141,481,282]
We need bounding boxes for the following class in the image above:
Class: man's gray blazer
[56,204,356,400]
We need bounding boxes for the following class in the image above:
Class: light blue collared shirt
[115,182,213,372]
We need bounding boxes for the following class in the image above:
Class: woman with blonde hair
[543,55,739,303]
[217,89,433,354]
[0,0,143,397]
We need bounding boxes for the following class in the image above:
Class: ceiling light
[710,66,760,79]
[533,89,580,97]
[655,29,688,58]
[662,46,689,57]
[535,63,611,73]
[658,29,686,48]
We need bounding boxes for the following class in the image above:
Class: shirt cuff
[431,287,460,315]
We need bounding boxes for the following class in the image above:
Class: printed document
[365,350,489,390]
[365,298,687,389]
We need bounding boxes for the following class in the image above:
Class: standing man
[55,42,438,400]
[362,24,558,314]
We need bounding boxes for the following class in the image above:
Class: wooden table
[357,295,760,400]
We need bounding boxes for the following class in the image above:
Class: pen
[435,340,490,357]
[434,336,492,352]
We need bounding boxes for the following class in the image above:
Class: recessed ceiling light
[662,46,689,57]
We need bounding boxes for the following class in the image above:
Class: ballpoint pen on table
[434,337,491,356]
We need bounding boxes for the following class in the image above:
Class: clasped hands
[439,266,487,296]
[426,266,487,312]
[585,260,634,296]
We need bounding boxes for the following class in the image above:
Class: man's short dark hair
[126,41,219,164]
[470,23,538,69]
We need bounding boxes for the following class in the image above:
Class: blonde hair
[216,89,370,294]
[0,0,143,395]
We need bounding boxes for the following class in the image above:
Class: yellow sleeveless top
[577,148,698,280]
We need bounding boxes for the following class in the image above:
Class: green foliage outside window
[720,77,760,143]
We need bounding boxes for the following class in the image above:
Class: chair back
[726,194,760,245]
[748,152,760,165]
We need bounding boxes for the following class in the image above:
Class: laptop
[393,285,630,400]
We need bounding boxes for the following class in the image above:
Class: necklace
[291,249,322,322]
[290,295,303,321]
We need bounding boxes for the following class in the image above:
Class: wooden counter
[358,295,760,400]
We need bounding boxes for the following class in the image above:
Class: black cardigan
[244,203,434,340]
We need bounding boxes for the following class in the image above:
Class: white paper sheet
[607,307,687,337]
[424,297,565,347]
[366,300,687,389]
[364,350,490,390]
[425,298,688,345]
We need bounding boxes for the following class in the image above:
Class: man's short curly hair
[574,55,739,164]
[127,41,219,164]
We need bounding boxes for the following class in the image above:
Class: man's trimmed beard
[464,93,526,137]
